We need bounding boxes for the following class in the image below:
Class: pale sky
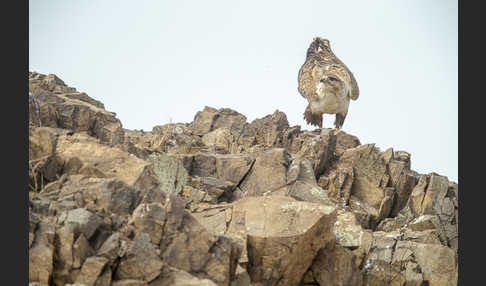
[29,0,458,182]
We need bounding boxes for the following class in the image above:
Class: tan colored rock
[50,176,138,216]
[287,159,332,205]
[129,203,166,245]
[309,242,363,286]
[422,174,449,215]
[400,174,458,250]
[363,260,406,286]
[151,123,202,154]
[115,232,164,282]
[245,110,289,147]
[95,267,112,286]
[202,127,234,151]
[112,280,149,286]
[29,127,60,160]
[387,156,417,216]
[321,164,354,207]
[215,154,255,189]
[75,256,109,286]
[97,232,126,263]
[65,208,103,239]
[230,265,251,286]
[192,106,247,136]
[244,196,337,286]
[159,195,241,286]
[73,234,95,269]
[55,132,163,203]
[402,229,442,245]
[333,210,366,249]
[194,196,336,286]
[53,224,75,285]
[29,73,125,146]
[239,148,291,197]
[149,265,219,286]
[290,129,336,178]
[29,222,55,285]
[334,129,361,156]
[404,242,457,286]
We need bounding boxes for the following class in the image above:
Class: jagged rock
[287,159,332,204]
[149,265,219,286]
[54,132,163,204]
[29,127,61,160]
[286,129,336,180]
[361,230,458,286]
[44,175,138,216]
[52,224,75,285]
[147,152,189,194]
[243,110,289,148]
[95,267,112,286]
[334,130,361,156]
[192,106,247,136]
[159,195,241,286]
[386,149,418,216]
[73,234,95,269]
[188,176,236,203]
[115,232,164,282]
[75,256,109,286]
[244,196,337,286]
[402,229,442,245]
[333,210,367,249]
[395,174,459,250]
[129,203,166,245]
[28,76,459,286]
[64,208,103,239]
[202,127,235,152]
[230,265,251,286]
[193,196,337,286]
[29,222,55,285]
[97,232,126,263]
[410,242,457,286]
[29,73,124,146]
[29,283,49,286]
[309,241,363,286]
[239,148,291,197]
[112,280,149,286]
[28,128,65,191]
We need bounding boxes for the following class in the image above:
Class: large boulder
[238,148,292,197]
[192,196,337,286]
[29,72,124,146]
[158,195,241,286]
[54,132,163,204]
[29,222,55,285]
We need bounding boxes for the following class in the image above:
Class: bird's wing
[347,68,359,100]
[333,57,359,100]
[298,60,321,100]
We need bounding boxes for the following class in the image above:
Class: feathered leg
[333,113,347,134]
[304,104,323,128]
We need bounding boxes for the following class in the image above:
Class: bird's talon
[333,128,341,134]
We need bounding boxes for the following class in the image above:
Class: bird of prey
[298,37,359,132]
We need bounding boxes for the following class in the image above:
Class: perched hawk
[298,37,359,132]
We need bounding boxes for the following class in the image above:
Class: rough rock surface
[29,72,459,286]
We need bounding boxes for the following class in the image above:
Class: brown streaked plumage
[298,37,359,130]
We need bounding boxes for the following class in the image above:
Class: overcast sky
[29,0,457,182]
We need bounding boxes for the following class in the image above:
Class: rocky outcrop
[28,72,459,286]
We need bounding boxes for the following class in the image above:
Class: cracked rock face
[29,72,458,286]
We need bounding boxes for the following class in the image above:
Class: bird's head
[311,37,331,53]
